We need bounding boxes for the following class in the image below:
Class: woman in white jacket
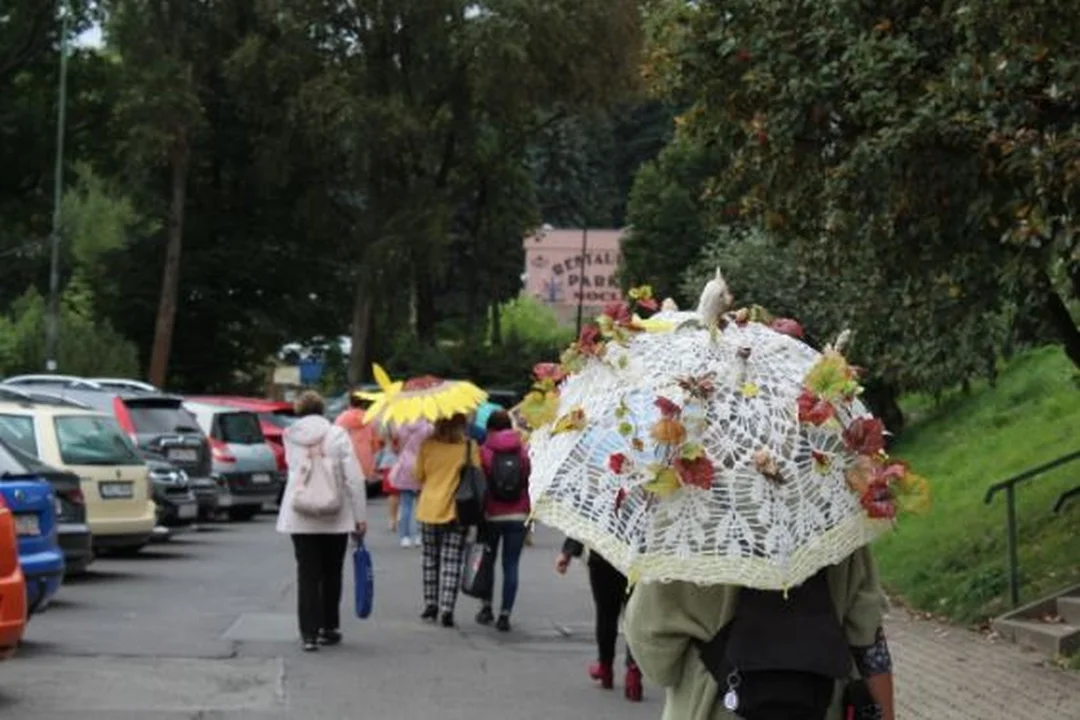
[277,391,368,652]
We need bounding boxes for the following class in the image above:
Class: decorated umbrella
[363,364,488,426]
[526,279,930,591]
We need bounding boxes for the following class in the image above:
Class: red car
[187,397,295,472]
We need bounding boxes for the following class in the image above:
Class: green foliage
[624,136,722,305]
[874,347,1080,623]
[490,297,575,349]
[0,279,140,378]
[62,162,152,266]
[683,225,1012,399]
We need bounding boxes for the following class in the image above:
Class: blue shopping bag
[353,541,374,619]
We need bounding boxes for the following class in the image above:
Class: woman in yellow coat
[414,413,481,628]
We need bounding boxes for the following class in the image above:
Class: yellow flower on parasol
[363,363,488,425]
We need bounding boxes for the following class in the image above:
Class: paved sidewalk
[887,610,1080,719]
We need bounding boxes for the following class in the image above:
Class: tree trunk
[1042,284,1080,369]
[148,130,190,387]
[490,300,502,346]
[347,281,374,386]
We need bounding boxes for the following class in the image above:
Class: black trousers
[291,533,349,639]
[588,552,634,668]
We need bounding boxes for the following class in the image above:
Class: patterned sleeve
[851,626,893,677]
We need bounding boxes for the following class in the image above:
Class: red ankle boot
[624,663,643,702]
[588,661,614,690]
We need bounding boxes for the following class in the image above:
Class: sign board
[523,228,623,324]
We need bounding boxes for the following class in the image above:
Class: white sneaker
[400,537,412,548]
[411,536,421,548]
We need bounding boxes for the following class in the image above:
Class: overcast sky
[76,25,103,48]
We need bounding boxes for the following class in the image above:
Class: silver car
[182,401,282,521]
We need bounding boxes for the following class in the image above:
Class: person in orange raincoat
[334,392,379,485]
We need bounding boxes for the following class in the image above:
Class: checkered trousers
[421,523,467,614]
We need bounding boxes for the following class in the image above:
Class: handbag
[353,541,374,619]
[454,441,487,526]
[460,539,495,599]
[291,437,344,517]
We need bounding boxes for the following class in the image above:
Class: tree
[642,0,1075,391]
[622,135,723,305]
[106,0,209,387]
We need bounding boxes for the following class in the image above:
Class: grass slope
[874,346,1080,624]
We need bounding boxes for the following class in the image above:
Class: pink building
[523,227,624,325]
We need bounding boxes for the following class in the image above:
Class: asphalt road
[0,506,659,720]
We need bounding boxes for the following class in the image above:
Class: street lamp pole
[574,225,588,336]
[45,1,71,372]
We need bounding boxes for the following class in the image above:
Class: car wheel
[227,507,259,522]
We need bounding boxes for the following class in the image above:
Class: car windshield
[259,411,295,429]
[54,415,144,466]
[216,412,265,444]
[125,402,201,434]
[0,413,39,457]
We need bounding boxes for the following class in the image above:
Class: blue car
[0,449,65,614]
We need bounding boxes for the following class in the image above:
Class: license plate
[251,473,271,485]
[168,449,198,462]
[15,514,40,536]
[100,482,134,499]
[178,503,197,519]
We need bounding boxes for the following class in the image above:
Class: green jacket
[624,547,887,720]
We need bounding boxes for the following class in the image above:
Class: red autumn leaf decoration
[602,301,633,326]
[608,452,628,474]
[770,317,805,339]
[860,479,897,520]
[637,296,660,313]
[577,324,603,355]
[655,396,682,419]
[533,362,567,384]
[797,389,835,426]
[843,417,886,456]
[675,456,715,490]
[614,488,628,513]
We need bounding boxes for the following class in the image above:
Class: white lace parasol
[527,278,907,590]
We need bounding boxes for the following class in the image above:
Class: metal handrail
[984,449,1080,608]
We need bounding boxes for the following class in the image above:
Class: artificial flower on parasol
[527,278,929,591]
[362,364,488,426]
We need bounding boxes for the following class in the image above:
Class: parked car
[142,454,198,533]
[0,380,218,521]
[0,457,64,614]
[0,435,92,575]
[183,401,282,521]
[188,396,295,471]
[0,396,156,554]
[0,494,27,660]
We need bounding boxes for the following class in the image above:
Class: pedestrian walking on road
[474,411,530,632]
[388,419,433,548]
[415,413,480,628]
[375,430,401,533]
[334,391,380,480]
[556,540,643,702]
[278,391,368,653]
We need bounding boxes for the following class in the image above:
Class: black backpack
[488,450,525,502]
[696,570,859,720]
